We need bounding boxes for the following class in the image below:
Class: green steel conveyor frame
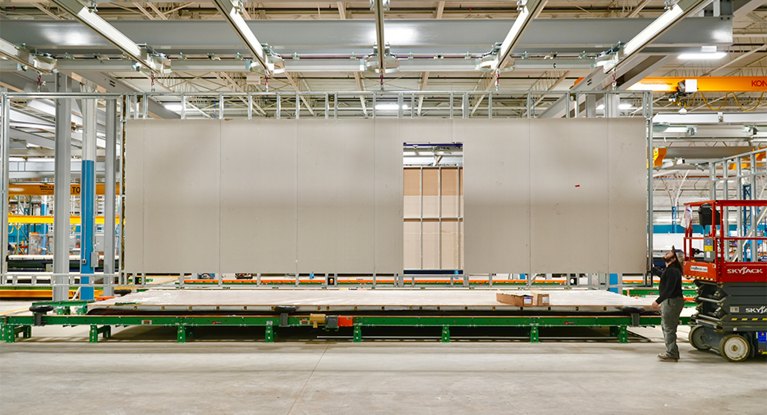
[1,301,688,344]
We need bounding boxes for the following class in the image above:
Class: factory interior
[1,1,766,414]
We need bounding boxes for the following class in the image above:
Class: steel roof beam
[0,57,595,73]
[0,37,56,72]
[0,18,732,56]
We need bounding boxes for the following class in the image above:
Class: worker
[651,246,684,362]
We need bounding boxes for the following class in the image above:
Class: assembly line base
[2,310,677,344]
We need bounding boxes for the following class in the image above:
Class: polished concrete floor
[1,303,765,415]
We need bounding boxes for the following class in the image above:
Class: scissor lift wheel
[688,325,710,351]
[719,334,751,362]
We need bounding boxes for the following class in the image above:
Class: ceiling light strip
[213,0,272,74]
[621,0,713,61]
[495,0,548,69]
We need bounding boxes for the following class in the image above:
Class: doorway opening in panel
[403,143,463,276]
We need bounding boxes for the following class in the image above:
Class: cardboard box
[532,292,551,306]
[496,292,534,307]
[496,292,550,307]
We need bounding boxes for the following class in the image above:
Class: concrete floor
[1,303,765,415]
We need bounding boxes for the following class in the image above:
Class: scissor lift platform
[684,200,767,361]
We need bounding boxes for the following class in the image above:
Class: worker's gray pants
[661,297,685,359]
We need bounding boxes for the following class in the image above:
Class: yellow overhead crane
[631,76,767,93]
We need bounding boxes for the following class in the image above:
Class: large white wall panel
[130,120,221,273]
[530,119,610,273]
[459,119,531,274]
[296,120,376,273]
[126,119,402,275]
[124,121,145,272]
[374,119,405,273]
[220,120,298,273]
[608,119,648,272]
[461,118,646,275]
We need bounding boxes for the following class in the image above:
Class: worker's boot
[657,353,679,362]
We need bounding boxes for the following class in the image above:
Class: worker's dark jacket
[651,263,683,304]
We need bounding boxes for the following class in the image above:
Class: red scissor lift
[683,200,767,361]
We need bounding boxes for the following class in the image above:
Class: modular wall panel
[124,121,145,272]
[403,221,421,270]
[139,120,221,273]
[460,119,532,274]
[530,119,609,273]
[403,168,421,218]
[374,119,404,274]
[441,168,460,218]
[296,120,376,273]
[421,169,440,218]
[441,221,460,270]
[608,119,647,272]
[220,120,298,273]
[422,221,441,270]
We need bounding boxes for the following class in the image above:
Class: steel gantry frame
[0,89,658,298]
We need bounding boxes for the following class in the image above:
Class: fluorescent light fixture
[163,103,183,112]
[52,0,162,72]
[213,0,273,74]
[595,103,634,111]
[495,0,548,69]
[663,126,690,133]
[375,102,409,111]
[621,0,711,62]
[74,8,141,57]
[623,4,684,56]
[678,51,727,60]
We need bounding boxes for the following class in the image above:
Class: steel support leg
[177,325,188,343]
[265,323,275,343]
[103,99,117,297]
[89,325,111,343]
[530,325,540,343]
[618,326,629,343]
[53,74,72,301]
[4,325,16,343]
[441,325,451,343]
[353,324,362,343]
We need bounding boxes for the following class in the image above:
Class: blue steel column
[80,98,97,301]
[53,75,72,301]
